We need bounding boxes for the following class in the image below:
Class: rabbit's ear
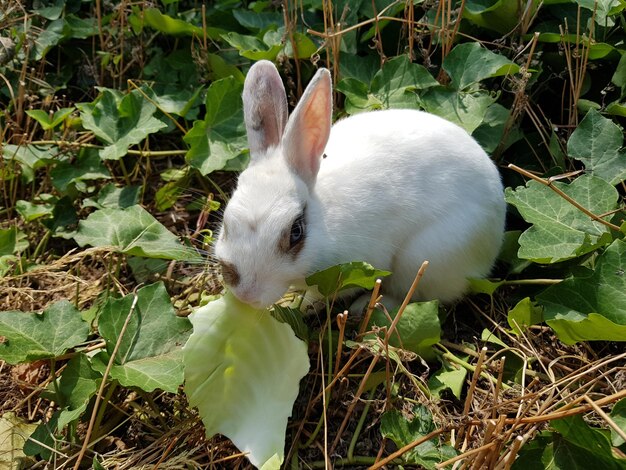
[283,68,332,187]
[243,60,288,158]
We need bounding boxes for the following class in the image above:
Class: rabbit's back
[311,109,506,301]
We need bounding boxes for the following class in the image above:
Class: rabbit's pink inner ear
[284,69,332,186]
[243,61,288,158]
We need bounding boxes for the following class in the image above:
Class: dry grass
[2,1,625,469]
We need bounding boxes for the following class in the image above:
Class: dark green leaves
[305,261,391,297]
[505,176,618,263]
[369,55,439,102]
[443,42,519,90]
[336,55,438,113]
[0,301,89,365]
[77,88,167,160]
[381,406,457,469]
[184,77,247,175]
[94,282,192,393]
[513,415,626,470]
[74,205,200,261]
[537,239,626,344]
[369,301,441,360]
[568,109,626,185]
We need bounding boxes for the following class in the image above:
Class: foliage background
[0,0,625,468]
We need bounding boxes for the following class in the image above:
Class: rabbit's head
[214,61,332,307]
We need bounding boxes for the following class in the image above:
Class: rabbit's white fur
[215,60,506,308]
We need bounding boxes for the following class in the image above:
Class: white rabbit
[214,60,506,309]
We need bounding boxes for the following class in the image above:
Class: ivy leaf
[507,297,543,335]
[82,183,141,209]
[0,226,28,256]
[428,359,467,400]
[93,282,192,393]
[463,0,538,34]
[77,88,167,160]
[380,406,457,469]
[2,144,57,170]
[56,354,102,430]
[141,8,219,37]
[537,239,626,344]
[23,412,60,460]
[184,77,247,175]
[368,301,441,360]
[419,87,497,134]
[221,32,282,60]
[336,55,438,114]
[610,398,626,447]
[0,301,89,365]
[504,175,618,263]
[443,42,519,90]
[50,148,111,192]
[305,261,391,297]
[74,205,200,261]
[567,108,626,185]
[514,414,626,469]
[25,107,74,131]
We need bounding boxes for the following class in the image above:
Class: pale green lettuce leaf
[183,292,309,469]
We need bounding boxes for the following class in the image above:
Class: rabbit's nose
[233,287,263,307]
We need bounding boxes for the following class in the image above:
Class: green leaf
[56,354,102,430]
[232,9,284,30]
[221,32,282,60]
[15,199,55,222]
[271,305,309,342]
[567,108,626,185]
[419,87,497,134]
[380,406,457,469]
[25,107,73,131]
[368,301,441,360]
[336,55,438,113]
[428,360,467,400]
[338,52,380,83]
[23,412,60,460]
[610,398,626,447]
[184,77,247,175]
[504,175,618,263]
[50,148,111,192]
[206,53,246,82]
[443,42,519,90]
[94,282,191,393]
[2,144,56,170]
[183,292,309,469]
[507,297,543,335]
[82,183,141,209]
[77,88,167,160]
[34,18,65,60]
[305,261,391,297]
[575,0,624,27]
[0,301,89,364]
[142,8,204,36]
[537,239,626,344]
[0,226,28,256]
[551,415,625,467]
[464,0,540,34]
[472,102,522,153]
[74,205,201,261]
[468,278,505,296]
[611,52,626,89]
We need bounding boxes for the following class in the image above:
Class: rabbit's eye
[290,214,305,248]
[279,210,307,256]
